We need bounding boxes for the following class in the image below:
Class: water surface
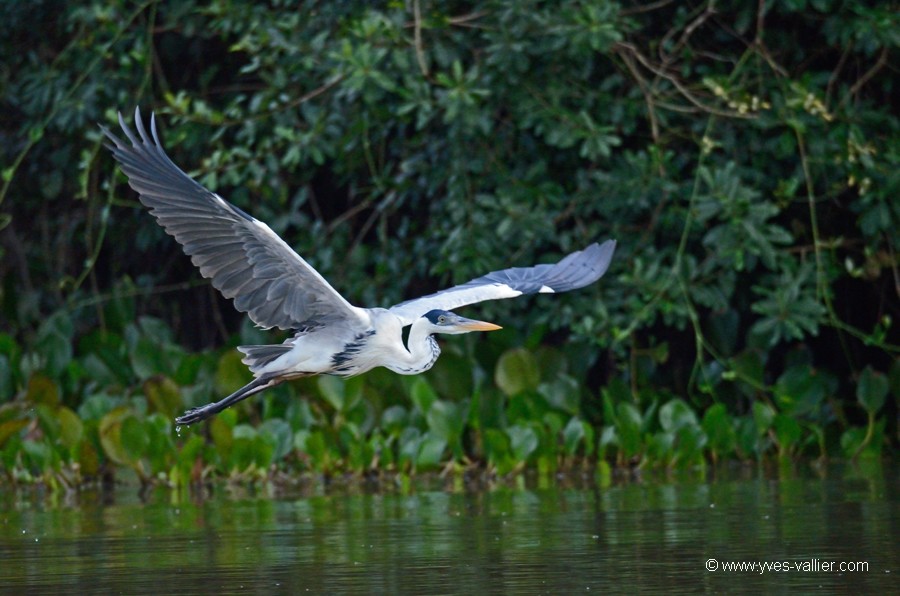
[2,462,896,593]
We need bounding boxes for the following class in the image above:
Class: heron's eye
[438,315,446,324]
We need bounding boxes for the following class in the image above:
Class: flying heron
[101,108,616,425]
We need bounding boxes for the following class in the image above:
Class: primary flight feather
[101,108,616,425]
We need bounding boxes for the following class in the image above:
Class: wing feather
[102,108,362,330]
[389,240,616,325]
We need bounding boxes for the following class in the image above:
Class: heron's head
[421,309,502,335]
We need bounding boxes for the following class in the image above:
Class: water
[1,463,897,594]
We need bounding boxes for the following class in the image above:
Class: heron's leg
[176,376,279,426]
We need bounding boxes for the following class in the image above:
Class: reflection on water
[1,462,897,593]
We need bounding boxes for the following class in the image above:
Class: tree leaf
[857,366,888,415]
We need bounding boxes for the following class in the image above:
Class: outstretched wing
[389,240,616,325]
[101,107,363,330]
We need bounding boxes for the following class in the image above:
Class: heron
[101,108,616,426]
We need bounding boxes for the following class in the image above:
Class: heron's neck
[389,319,441,375]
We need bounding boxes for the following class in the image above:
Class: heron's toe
[175,407,206,426]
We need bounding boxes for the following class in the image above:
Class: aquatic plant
[1,1,897,489]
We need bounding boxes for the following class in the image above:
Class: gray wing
[389,240,616,325]
[101,107,363,330]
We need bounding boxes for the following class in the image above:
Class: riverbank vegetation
[1,1,897,491]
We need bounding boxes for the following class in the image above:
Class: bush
[0,1,896,486]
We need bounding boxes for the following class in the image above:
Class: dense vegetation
[1,1,897,490]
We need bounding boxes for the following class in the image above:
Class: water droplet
[175,425,182,437]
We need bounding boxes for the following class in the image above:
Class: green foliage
[1,1,898,488]
[857,366,888,416]
[495,348,540,397]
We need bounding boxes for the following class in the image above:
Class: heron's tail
[238,343,294,373]
[175,375,281,426]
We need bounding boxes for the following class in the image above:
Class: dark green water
[2,463,897,594]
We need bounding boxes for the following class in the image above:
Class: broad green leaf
[215,350,252,397]
[735,417,761,457]
[381,405,408,434]
[598,425,617,456]
[79,353,121,387]
[857,366,888,415]
[563,416,586,455]
[99,407,135,465]
[229,437,255,471]
[538,376,581,415]
[143,414,174,473]
[409,376,438,414]
[649,431,675,462]
[425,399,467,443]
[416,434,446,469]
[494,348,540,396]
[483,428,511,468]
[233,424,257,440]
[77,440,100,476]
[674,425,706,464]
[702,404,735,455]
[25,374,59,407]
[398,427,423,467]
[506,425,539,461]
[774,365,831,417]
[301,429,332,470]
[253,433,277,468]
[428,350,473,399]
[35,311,73,377]
[317,375,347,411]
[730,350,765,393]
[659,399,699,432]
[36,404,60,442]
[136,316,174,345]
[506,390,550,424]
[120,415,148,461]
[773,414,803,452]
[752,402,776,436]
[210,416,234,454]
[77,394,117,421]
[57,406,83,449]
[0,419,28,449]
[615,402,643,457]
[22,440,51,472]
[128,337,170,380]
[259,418,294,461]
[144,376,182,418]
[293,429,311,454]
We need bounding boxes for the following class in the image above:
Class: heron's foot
[175,405,215,426]
[174,377,273,427]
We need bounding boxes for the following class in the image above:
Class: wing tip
[593,238,616,277]
[545,238,616,292]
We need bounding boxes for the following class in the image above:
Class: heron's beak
[457,318,502,332]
